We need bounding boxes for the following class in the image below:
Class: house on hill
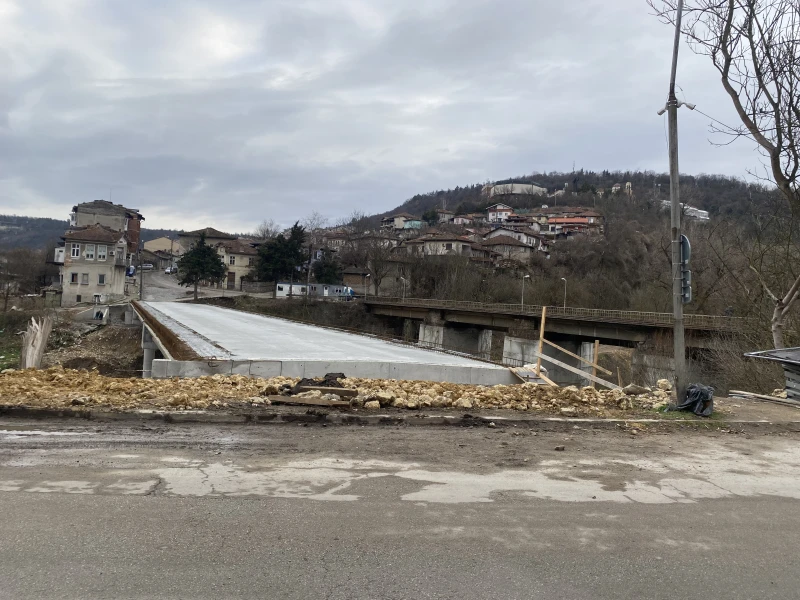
[381,213,419,231]
[481,235,534,261]
[486,203,514,224]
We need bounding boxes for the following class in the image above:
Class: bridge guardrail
[364,297,745,332]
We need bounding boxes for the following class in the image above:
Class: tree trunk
[771,305,785,349]
[194,281,198,301]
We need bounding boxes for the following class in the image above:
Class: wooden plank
[530,350,621,390]
[536,306,547,376]
[729,390,800,407]
[268,395,349,407]
[295,386,358,398]
[509,367,558,387]
[541,338,612,375]
[591,339,600,389]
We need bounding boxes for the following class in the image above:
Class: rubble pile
[0,367,297,410]
[0,367,675,415]
[343,377,674,415]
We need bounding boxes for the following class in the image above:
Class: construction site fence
[364,296,744,331]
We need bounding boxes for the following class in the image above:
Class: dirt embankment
[42,323,143,377]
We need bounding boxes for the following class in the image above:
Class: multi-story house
[214,239,259,290]
[486,203,513,223]
[57,225,131,306]
[70,200,144,255]
[53,200,143,307]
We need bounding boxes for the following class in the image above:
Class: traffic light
[680,235,691,304]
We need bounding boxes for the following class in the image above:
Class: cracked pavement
[1,419,799,599]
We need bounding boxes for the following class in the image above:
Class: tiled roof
[63,225,125,244]
[481,235,529,248]
[216,238,258,255]
[182,227,236,239]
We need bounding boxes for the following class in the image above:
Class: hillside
[0,215,180,250]
[0,215,68,250]
[381,171,763,220]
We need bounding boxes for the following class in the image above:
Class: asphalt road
[1,420,799,599]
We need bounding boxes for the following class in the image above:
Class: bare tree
[0,249,46,312]
[650,0,800,347]
[253,219,281,241]
[364,239,394,296]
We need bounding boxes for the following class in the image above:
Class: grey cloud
[0,0,761,231]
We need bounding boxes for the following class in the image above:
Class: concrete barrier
[151,359,518,386]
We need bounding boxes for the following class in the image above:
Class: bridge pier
[418,324,493,360]
[141,327,157,379]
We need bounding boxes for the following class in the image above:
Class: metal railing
[364,296,744,331]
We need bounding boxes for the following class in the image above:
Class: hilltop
[380,170,762,220]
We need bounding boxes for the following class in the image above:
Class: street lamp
[400,277,407,301]
[521,274,530,308]
[363,273,370,299]
[560,277,567,308]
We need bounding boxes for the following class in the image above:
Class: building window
[277,285,284,291]
[71,243,81,258]
[97,245,107,260]
[76,295,82,303]
[85,244,95,260]
[81,273,89,285]
[445,243,452,250]
[229,256,236,265]
[98,274,106,285]
[70,273,78,284]
[248,257,254,266]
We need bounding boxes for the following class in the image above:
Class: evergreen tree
[255,222,306,282]
[177,232,227,300]
[312,250,342,284]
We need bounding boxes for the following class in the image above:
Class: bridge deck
[365,297,743,332]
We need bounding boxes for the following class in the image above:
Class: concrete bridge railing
[364,296,744,332]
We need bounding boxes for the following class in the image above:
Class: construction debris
[0,366,677,415]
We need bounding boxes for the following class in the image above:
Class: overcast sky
[0,0,764,232]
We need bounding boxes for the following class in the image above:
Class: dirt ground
[42,323,143,377]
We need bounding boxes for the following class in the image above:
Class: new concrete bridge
[130,301,517,385]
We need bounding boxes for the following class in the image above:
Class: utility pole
[666,0,687,403]
[305,243,312,304]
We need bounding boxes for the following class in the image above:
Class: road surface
[1,420,798,599]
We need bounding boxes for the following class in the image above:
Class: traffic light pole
[667,0,687,404]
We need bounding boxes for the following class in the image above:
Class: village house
[177,227,236,249]
[452,215,473,226]
[215,238,259,290]
[381,212,419,231]
[69,200,144,254]
[486,203,514,223]
[57,225,131,307]
[481,235,534,261]
[143,236,183,256]
[435,209,454,224]
[484,226,544,249]
[53,200,144,307]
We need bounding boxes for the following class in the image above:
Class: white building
[486,203,514,223]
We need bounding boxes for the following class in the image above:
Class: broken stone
[657,379,673,392]
[560,407,577,416]
[554,445,566,451]
[488,421,496,428]
[623,383,650,396]
[364,400,380,410]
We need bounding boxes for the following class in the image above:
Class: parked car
[141,263,154,271]
[165,266,177,274]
